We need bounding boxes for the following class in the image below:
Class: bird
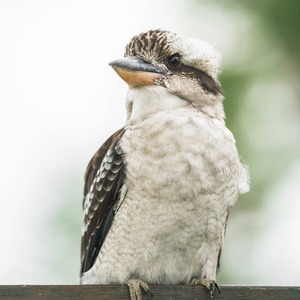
[80,29,250,300]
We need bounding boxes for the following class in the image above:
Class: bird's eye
[167,54,181,68]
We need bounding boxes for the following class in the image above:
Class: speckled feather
[81,128,126,273]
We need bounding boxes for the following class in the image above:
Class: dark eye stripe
[178,64,223,96]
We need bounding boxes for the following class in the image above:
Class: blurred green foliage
[232,0,300,61]
[47,178,82,283]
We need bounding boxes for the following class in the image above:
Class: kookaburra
[80,29,249,299]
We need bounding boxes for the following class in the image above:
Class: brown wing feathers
[80,128,126,273]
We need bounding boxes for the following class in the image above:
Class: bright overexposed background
[0,0,299,285]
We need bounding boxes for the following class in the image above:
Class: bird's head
[110,29,225,122]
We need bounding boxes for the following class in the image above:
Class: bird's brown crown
[125,29,174,63]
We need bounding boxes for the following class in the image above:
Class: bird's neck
[197,98,225,124]
[125,86,187,123]
[125,86,225,124]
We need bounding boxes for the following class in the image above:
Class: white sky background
[0,0,299,285]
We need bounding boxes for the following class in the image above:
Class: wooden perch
[0,285,299,300]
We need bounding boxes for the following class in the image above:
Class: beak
[109,56,166,88]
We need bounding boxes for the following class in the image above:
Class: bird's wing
[80,127,126,274]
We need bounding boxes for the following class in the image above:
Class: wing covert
[80,128,126,274]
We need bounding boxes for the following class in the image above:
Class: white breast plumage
[81,105,248,285]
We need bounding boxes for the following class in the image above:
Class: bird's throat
[126,86,187,123]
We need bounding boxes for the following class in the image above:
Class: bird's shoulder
[83,127,125,198]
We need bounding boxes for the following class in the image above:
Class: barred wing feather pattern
[80,128,126,273]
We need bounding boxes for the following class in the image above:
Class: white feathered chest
[81,107,248,285]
